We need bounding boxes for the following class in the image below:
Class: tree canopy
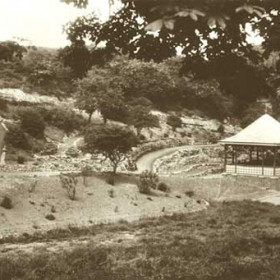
[84,124,138,174]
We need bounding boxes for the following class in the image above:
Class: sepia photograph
[1,0,280,279]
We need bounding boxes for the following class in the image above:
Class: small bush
[28,180,38,193]
[167,115,182,131]
[41,142,58,155]
[1,196,13,209]
[45,214,56,221]
[185,191,195,197]
[60,173,78,200]
[108,189,115,198]
[138,170,159,194]
[66,147,80,158]
[180,131,187,137]
[158,182,170,193]
[208,134,219,144]
[106,176,115,186]
[17,156,25,164]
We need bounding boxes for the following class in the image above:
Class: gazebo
[220,114,280,177]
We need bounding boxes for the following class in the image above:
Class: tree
[76,65,129,123]
[18,108,46,139]
[167,115,182,131]
[84,125,138,175]
[129,105,160,137]
[58,42,92,78]
[0,41,27,61]
[241,101,267,128]
[98,89,129,124]
[23,48,75,98]
[75,78,97,123]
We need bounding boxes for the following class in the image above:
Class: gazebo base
[226,165,280,177]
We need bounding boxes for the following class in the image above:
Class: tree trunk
[88,111,93,124]
[113,163,118,175]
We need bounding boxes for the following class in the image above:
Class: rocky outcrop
[154,146,223,175]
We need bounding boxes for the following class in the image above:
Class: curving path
[135,144,219,173]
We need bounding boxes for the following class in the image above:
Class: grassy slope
[1,201,280,280]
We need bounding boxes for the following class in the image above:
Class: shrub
[45,214,56,221]
[108,189,115,198]
[18,108,45,139]
[158,182,170,193]
[180,131,187,137]
[17,156,25,164]
[28,180,38,193]
[59,173,78,200]
[185,191,195,197]
[138,170,159,194]
[65,147,80,158]
[39,106,86,134]
[167,115,183,131]
[1,196,13,209]
[208,134,219,144]
[106,176,115,186]
[41,142,58,155]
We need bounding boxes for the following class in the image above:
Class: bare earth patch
[0,173,205,238]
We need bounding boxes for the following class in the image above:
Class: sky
[0,0,263,49]
[0,0,111,48]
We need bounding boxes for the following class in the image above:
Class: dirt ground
[0,173,205,238]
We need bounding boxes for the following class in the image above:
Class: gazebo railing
[226,164,280,177]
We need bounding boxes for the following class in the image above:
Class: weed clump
[0,196,13,209]
[60,173,78,200]
[158,182,170,193]
[45,214,55,221]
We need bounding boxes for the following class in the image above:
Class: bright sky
[0,0,110,48]
[0,0,263,49]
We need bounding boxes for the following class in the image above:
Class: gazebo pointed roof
[220,114,280,146]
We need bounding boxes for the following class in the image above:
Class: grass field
[1,200,280,280]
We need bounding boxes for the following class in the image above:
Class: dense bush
[166,115,182,131]
[39,106,86,134]
[158,182,170,193]
[18,108,45,139]
[5,124,30,150]
[138,170,159,194]
[0,196,13,209]
[17,156,25,164]
[41,142,58,156]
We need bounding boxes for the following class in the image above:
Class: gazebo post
[234,147,237,174]
[249,146,252,164]
[273,147,277,176]
[262,148,265,176]
[224,145,228,171]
